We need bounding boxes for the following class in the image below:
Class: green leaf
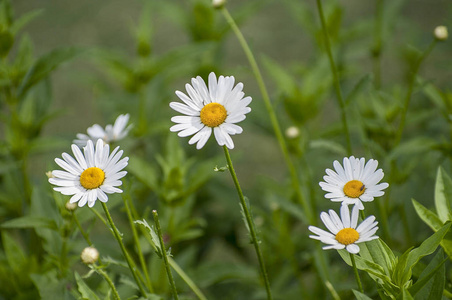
[1,231,26,273]
[434,167,452,223]
[1,216,57,229]
[74,272,100,300]
[309,139,347,156]
[10,9,44,34]
[397,288,414,300]
[412,199,443,231]
[17,47,84,97]
[402,223,451,283]
[408,249,446,298]
[359,239,396,276]
[30,270,68,300]
[345,74,371,105]
[353,290,374,300]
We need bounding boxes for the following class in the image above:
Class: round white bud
[285,126,300,139]
[434,26,448,41]
[80,247,99,264]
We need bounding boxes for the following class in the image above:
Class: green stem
[89,207,107,227]
[123,194,154,293]
[221,7,313,224]
[223,146,273,300]
[315,0,352,155]
[137,222,208,300]
[394,40,437,146]
[100,202,147,297]
[350,253,363,293]
[96,266,121,300]
[152,210,179,300]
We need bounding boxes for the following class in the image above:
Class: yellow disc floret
[80,167,105,190]
[343,180,365,198]
[335,228,360,245]
[200,103,227,127]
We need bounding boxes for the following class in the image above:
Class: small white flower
[49,139,128,208]
[74,114,132,147]
[309,205,379,254]
[434,25,448,41]
[169,72,252,150]
[319,156,389,210]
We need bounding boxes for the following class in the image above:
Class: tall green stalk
[372,0,384,89]
[95,266,121,300]
[350,253,363,293]
[123,193,154,293]
[223,146,273,300]
[315,0,352,155]
[101,202,148,297]
[221,7,313,224]
[152,210,179,300]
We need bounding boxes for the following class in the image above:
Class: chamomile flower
[319,156,389,210]
[49,139,128,208]
[309,205,379,254]
[74,114,132,147]
[169,72,252,150]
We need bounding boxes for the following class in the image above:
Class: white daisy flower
[74,114,132,147]
[49,139,129,208]
[308,205,379,254]
[169,72,252,150]
[319,156,389,210]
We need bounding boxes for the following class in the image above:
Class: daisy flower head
[49,139,129,208]
[169,72,252,150]
[319,156,389,210]
[74,114,132,147]
[309,205,379,254]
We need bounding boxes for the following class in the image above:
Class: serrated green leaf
[75,272,100,300]
[434,167,452,223]
[18,47,84,97]
[1,216,57,229]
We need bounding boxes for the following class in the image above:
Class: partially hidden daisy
[49,139,128,208]
[319,156,389,210]
[73,114,132,147]
[169,72,252,149]
[309,205,379,254]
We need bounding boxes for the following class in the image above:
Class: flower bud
[80,247,99,264]
[212,0,226,9]
[285,126,300,139]
[434,26,448,41]
[65,201,77,211]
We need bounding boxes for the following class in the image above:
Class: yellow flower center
[335,228,360,245]
[80,167,105,190]
[343,180,365,198]
[200,103,227,127]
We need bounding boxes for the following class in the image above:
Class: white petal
[346,244,360,254]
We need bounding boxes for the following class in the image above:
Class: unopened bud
[212,0,226,9]
[80,247,99,264]
[65,201,77,211]
[285,126,300,139]
[434,26,448,41]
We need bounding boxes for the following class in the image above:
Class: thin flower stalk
[152,210,179,300]
[315,0,352,155]
[372,0,385,89]
[223,146,273,300]
[101,202,148,296]
[350,253,364,293]
[221,7,314,224]
[95,266,121,300]
[123,192,154,293]
[72,212,104,266]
